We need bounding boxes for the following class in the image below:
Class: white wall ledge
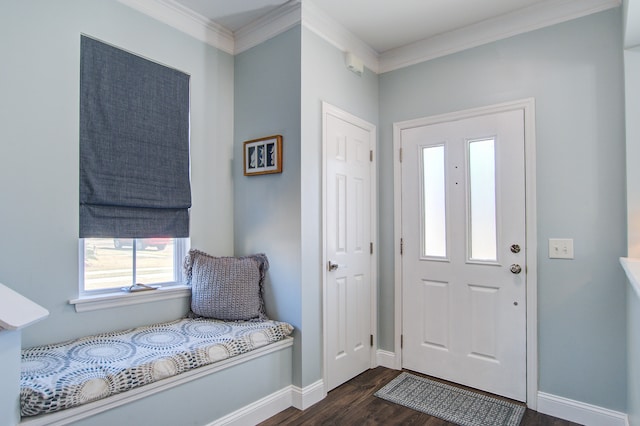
[0,283,49,330]
[620,257,640,298]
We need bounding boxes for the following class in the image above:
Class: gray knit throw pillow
[184,250,269,321]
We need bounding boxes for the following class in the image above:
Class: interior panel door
[324,106,375,391]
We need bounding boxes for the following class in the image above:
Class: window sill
[69,285,191,313]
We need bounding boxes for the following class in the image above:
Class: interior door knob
[328,261,339,271]
[510,264,522,274]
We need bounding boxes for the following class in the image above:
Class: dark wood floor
[260,367,581,425]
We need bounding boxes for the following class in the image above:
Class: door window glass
[468,138,497,261]
[422,145,447,258]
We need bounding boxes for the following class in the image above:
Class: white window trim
[74,238,191,312]
[69,284,191,312]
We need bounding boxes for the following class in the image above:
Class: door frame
[322,101,378,392]
[392,98,538,409]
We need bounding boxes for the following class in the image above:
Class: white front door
[401,108,527,401]
[323,103,375,391]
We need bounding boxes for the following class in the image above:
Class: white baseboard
[209,386,293,426]
[372,353,629,426]
[292,379,326,410]
[537,392,628,426]
[374,351,629,426]
[211,379,326,425]
[213,365,628,426]
[212,380,327,426]
[376,350,399,370]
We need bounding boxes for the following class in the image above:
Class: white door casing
[393,99,538,407]
[323,102,377,392]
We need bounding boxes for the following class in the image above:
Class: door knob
[328,261,339,271]
[510,264,522,274]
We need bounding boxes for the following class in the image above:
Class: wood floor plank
[259,367,581,426]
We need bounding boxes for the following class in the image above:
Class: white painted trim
[370,129,379,372]
[321,102,378,394]
[119,0,618,75]
[117,0,234,54]
[20,338,293,426]
[0,283,48,330]
[392,98,538,408]
[69,285,191,312]
[376,350,399,370]
[522,99,539,411]
[393,125,404,374]
[537,392,629,426]
[212,379,328,424]
[208,386,293,426]
[378,0,621,73]
[234,1,301,54]
[291,380,326,410]
[301,0,379,74]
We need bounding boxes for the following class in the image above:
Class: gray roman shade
[79,36,191,238]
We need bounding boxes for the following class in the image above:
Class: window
[78,36,191,294]
[81,238,188,293]
[421,144,447,258]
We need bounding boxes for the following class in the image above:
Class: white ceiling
[174,0,553,53]
[298,0,545,53]
[174,0,290,34]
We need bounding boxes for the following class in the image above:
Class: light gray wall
[379,9,627,411]
[233,26,379,389]
[0,0,235,348]
[1,0,629,417]
[625,46,640,425]
[627,48,640,257]
[234,26,303,384]
[300,28,379,386]
[0,331,20,426]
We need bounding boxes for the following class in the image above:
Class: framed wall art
[243,135,283,176]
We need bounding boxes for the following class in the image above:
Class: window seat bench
[19,317,294,425]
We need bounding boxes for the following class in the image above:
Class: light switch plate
[548,238,574,259]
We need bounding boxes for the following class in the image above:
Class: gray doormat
[375,372,525,426]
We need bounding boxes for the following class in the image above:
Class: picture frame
[243,135,283,176]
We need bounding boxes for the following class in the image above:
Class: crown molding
[301,0,380,74]
[117,0,234,54]
[234,1,302,54]
[379,0,621,73]
[119,0,619,73]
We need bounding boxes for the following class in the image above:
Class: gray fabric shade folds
[79,35,191,238]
